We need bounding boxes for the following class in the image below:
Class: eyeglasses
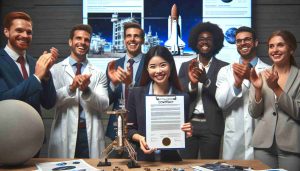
[236,37,253,45]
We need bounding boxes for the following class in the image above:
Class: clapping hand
[233,63,251,88]
[188,59,208,85]
[70,74,92,92]
[264,69,280,91]
[107,60,132,86]
[35,47,59,80]
[249,68,263,90]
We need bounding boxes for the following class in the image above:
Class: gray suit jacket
[249,65,300,153]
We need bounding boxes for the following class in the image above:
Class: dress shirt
[4,45,42,82]
[69,57,88,121]
[189,56,212,114]
[4,45,29,75]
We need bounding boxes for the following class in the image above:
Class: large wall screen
[83,0,252,72]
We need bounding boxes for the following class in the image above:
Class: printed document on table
[146,95,185,149]
[35,159,99,171]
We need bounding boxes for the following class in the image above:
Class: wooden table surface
[0,158,270,170]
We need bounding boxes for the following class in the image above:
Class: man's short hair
[3,11,32,29]
[69,24,93,39]
[235,26,257,40]
[123,22,144,39]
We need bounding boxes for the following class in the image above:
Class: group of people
[0,11,299,171]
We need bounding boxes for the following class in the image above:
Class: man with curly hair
[179,22,228,159]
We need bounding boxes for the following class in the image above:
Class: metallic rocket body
[164,4,185,55]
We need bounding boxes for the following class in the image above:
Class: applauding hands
[35,47,59,80]
[107,60,133,86]
[249,67,283,101]
[70,74,92,92]
[188,59,209,87]
[232,62,252,88]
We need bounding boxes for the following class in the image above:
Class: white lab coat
[215,59,269,160]
[48,57,109,158]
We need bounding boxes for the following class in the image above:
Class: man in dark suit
[179,22,228,159]
[105,22,145,145]
[0,11,58,116]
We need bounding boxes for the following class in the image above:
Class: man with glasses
[179,22,228,159]
[215,26,269,160]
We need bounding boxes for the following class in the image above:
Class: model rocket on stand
[164,4,185,55]
[98,108,140,168]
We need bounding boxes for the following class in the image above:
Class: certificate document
[146,95,185,149]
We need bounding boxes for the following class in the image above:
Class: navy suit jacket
[127,85,189,161]
[0,49,56,114]
[105,55,145,139]
[178,57,228,135]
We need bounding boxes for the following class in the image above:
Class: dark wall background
[254,0,300,64]
[0,0,82,58]
[1,0,300,64]
[1,0,300,157]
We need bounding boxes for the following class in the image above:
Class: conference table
[0,158,270,170]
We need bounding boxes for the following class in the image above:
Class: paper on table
[146,95,185,149]
[36,159,99,171]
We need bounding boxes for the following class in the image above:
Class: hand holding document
[146,95,185,149]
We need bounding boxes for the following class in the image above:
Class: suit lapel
[262,77,277,112]
[284,65,298,93]
[82,61,94,75]
[0,49,24,82]
[26,55,35,75]
[116,57,125,69]
[256,59,269,72]
[135,54,145,86]
[61,58,75,78]
[206,57,217,78]
[116,57,125,93]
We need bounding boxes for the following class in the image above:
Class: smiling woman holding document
[126,45,192,161]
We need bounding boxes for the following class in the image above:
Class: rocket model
[164,4,185,55]
[98,109,140,168]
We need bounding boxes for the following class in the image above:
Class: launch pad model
[97,109,140,168]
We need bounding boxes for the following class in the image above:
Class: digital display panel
[83,0,252,72]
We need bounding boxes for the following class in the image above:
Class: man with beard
[215,26,269,160]
[179,22,228,159]
[0,12,57,122]
[105,22,145,147]
[48,24,109,158]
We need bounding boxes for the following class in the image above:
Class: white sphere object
[0,100,44,165]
